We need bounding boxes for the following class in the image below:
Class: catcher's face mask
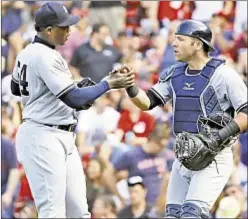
[197,111,238,147]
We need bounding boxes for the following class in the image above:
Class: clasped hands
[104,65,136,89]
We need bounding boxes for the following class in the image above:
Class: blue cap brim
[57,15,80,27]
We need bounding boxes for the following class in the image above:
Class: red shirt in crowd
[157,1,195,21]
[125,1,141,32]
[16,164,34,203]
[230,33,248,62]
[117,109,156,141]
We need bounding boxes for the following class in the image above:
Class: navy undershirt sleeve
[59,80,110,109]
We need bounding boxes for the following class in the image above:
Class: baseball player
[10,2,135,218]
[122,20,248,218]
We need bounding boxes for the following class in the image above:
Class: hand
[109,64,131,75]
[2,192,13,209]
[106,65,135,89]
[197,132,222,153]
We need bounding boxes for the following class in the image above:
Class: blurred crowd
[1,1,247,218]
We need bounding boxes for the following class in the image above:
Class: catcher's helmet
[175,20,215,51]
[197,111,237,147]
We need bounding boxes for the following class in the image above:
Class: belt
[44,124,76,132]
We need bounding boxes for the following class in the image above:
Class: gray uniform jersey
[151,63,248,116]
[12,42,77,125]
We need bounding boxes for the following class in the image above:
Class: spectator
[210,12,235,57]
[70,23,123,81]
[118,176,151,218]
[138,32,166,87]
[222,184,247,218]
[86,1,125,38]
[115,95,156,146]
[231,22,247,60]
[234,1,248,34]
[92,195,117,218]
[14,164,35,218]
[215,196,242,218]
[228,141,247,190]
[103,122,170,206]
[114,31,130,58]
[1,100,21,140]
[219,1,236,29]
[1,37,14,79]
[232,22,247,77]
[19,2,40,46]
[14,201,37,219]
[139,2,159,35]
[160,20,181,71]
[125,1,142,34]
[86,157,108,213]
[157,1,195,28]
[147,172,171,218]
[1,136,20,218]
[192,1,223,23]
[2,1,25,58]
[239,132,248,166]
[76,95,120,156]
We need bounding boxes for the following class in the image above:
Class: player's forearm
[234,112,248,132]
[126,86,151,111]
[60,81,110,109]
[5,169,20,197]
[218,112,248,144]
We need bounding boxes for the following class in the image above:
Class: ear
[46,26,53,34]
[196,40,204,52]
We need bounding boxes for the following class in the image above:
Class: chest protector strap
[171,58,225,134]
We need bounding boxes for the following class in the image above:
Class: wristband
[219,120,240,143]
[126,85,139,98]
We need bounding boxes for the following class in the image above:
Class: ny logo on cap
[63,6,68,14]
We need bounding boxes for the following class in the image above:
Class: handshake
[104,65,136,89]
[75,65,136,111]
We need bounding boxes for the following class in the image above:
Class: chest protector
[171,58,225,134]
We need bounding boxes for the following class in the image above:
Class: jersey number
[18,61,29,96]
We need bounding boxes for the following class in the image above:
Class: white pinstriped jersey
[12,42,77,125]
[151,62,248,115]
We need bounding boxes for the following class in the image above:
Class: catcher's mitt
[174,111,237,171]
[76,77,96,111]
[174,132,219,171]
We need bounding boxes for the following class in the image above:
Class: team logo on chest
[183,82,195,91]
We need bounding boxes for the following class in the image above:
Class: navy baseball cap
[35,2,80,28]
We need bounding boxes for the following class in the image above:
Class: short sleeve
[112,151,131,171]
[149,66,173,105]
[224,67,248,112]
[38,52,75,98]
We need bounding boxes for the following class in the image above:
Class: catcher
[120,20,248,218]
